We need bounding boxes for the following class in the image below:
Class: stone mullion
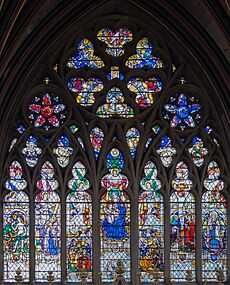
[0,197,3,282]
[92,181,100,285]
[195,194,202,284]
[227,194,230,283]
[131,190,139,285]
[61,188,67,283]
[164,192,171,284]
[30,190,35,282]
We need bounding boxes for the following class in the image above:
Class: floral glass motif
[126,127,140,160]
[156,135,176,167]
[3,191,29,281]
[127,77,163,107]
[67,162,92,282]
[163,93,202,130]
[68,77,103,106]
[139,161,164,281]
[6,161,27,191]
[22,136,42,167]
[28,92,66,130]
[66,38,104,69]
[90,127,104,160]
[170,161,196,281]
[100,148,130,282]
[96,87,134,118]
[202,161,227,281]
[188,136,208,167]
[35,161,61,281]
[97,28,133,57]
[125,38,163,69]
[53,135,74,167]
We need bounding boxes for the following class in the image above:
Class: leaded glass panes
[170,162,196,281]
[66,39,104,69]
[53,135,74,167]
[125,38,163,68]
[100,149,130,282]
[96,87,134,118]
[139,161,164,282]
[35,162,61,281]
[97,28,133,57]
[3,191,29,281]
[1,16,229,285]
[202,161,227,281]
[67,162,92,282]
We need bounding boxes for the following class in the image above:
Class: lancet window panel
[1,15,229,285]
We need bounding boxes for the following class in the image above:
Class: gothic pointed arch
[0,1,229,285]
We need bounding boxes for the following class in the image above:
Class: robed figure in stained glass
[100,148,130,282]
[101,188,128,240]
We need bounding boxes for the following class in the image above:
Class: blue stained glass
[106,148,124,170]
[125,38,163,69]
[68,77,103,106]
[100,148,130,282]
[107,66,124,80]
[35,162,61,281]
[188,136,208,167]
[66,39,104,69]
[17,124,26,134]
[127,77,163,107]
[97,28,133,57]
[152,124,161,134]
[156,135,176,167]
[202,161,227,281]
[170,162,196,281]
[22,136,42,167]
[3,191,29,281]
[144,137,152,151]
[96,87,134,118]
[67,162,92,282]
[53,135,74,167]
[139,161,164,281]
[126,127,140,160]
[6,161,27,191]
[163,93,202,130]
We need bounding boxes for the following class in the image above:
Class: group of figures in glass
[3,157,227,282]
[3,26,228,283]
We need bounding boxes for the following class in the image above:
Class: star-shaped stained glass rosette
[163,93,202,130]
[28,92,67,130]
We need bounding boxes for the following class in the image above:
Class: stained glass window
[4,191,29,281]
[35,162,61,281]
[2,17,229,285]
[67,162,92,282]
[202,161,227,281]
[100,148,130,282]
[170,162,196,281]
[139,161,164,282]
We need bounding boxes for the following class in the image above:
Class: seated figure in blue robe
[102,188,128,241]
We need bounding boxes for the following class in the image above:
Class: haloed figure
[102,188,128,241]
